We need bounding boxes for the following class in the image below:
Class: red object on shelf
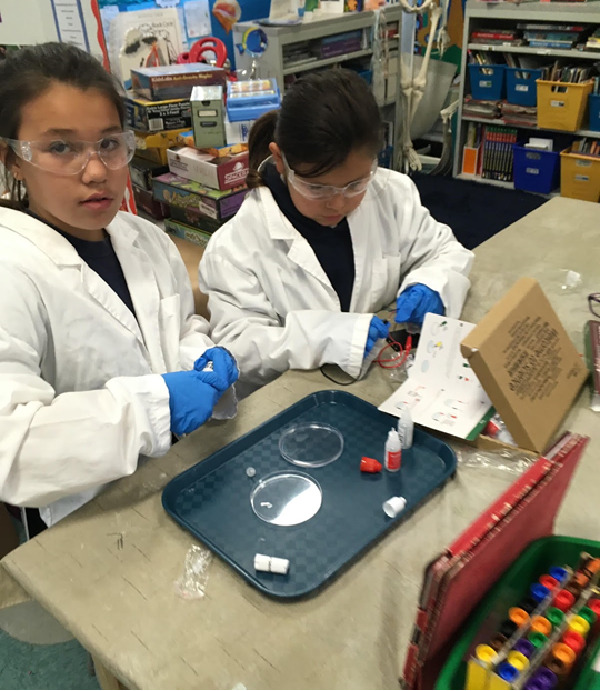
[178,37,228,67]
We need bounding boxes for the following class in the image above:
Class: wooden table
[3,197,599,689]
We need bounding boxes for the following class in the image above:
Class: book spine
[584,320,600,412]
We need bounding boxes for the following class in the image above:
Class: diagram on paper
[379,313,493,439]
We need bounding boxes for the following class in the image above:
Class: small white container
[397,404,414,449]
[384,428,401,472]
[382,496,407,518]
[254,553,290,574]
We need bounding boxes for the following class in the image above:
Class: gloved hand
[161,369,222,437]
[395,284,444,328]
[193,346,239,392]
[364,316,390,357]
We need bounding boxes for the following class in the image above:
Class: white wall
[0,0,59,45]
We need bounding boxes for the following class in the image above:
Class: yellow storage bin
[537,80,593,132]
[560,147,600,202]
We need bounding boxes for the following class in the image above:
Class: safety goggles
[1,131,135,176]
[589,292,600,318]
[281,152,377,201]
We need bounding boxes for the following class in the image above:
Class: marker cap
[509,607,530,627]
[539,574,559,591]
[578,605,598,627]
[548,566,568,583]
[545,607,564,629]
[360,456,382,473]
[513,638,535,658]
[530,583,550,603]
[561,629,585,655]
[527,630,548,649]
[551,642,576,669]
[530,616,552,636]
[568,615,590,638]
[552,589,575,612]
[507,650,529,672]
[496,661,519,683]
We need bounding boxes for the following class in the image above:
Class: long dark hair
[0,42,125,208]
[246,68,382,189]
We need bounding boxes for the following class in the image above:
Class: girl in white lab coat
[199,69,473,398]
[0,43,237,532]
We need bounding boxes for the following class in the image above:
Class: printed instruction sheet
[379,313,493,439]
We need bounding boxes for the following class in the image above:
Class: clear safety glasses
[281,152,377,201]
[1,131,135,176]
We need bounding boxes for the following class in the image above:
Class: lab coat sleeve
[0,266,172,508]
[199,251,373,382]
[397,178,474,318]
[164,234,214,371]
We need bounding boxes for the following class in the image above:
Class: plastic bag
[174,545,213,599]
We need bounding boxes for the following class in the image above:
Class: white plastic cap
[382,496,407,518]
[254,553,290,574]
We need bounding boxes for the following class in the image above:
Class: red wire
[375,334,412,369]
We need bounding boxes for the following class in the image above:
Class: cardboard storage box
[460,277,588,454]
[559,146,600,202]
[129,156,169,191]
[164,217,213,249]
[134,128,190,165]
[167,147,249,191]
[132,185,169,220]
[124,95,192,132]
[168,204,224,234]
[152,172,247,221]
[191,85,226,150]
[131,63,226,101]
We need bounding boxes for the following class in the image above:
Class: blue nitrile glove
[161,370,222,437]
[364,316,390,357]
[193,347,239,391]
[395,284,444,328]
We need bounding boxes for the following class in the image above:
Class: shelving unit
[453,0,600,189]
[232,7,403,168]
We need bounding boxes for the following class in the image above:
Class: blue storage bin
[589,93,600,131]
[512,143,560,194]
[468,63,506,101]
[506,67,544,107]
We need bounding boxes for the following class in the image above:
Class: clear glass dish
[250,471,322,526]
[278,422,344,468]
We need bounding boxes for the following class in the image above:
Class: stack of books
[517,23,589,49]
[470,28,524,47]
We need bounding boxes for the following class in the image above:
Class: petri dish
[250,471,322,526]
[279,422,343,468]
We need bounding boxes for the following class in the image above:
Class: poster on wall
[50,0,91,52]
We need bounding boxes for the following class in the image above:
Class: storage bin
[537,79,593,132]
[435,535,600,690]
[468,63,505,101]
[512,143,560,194]
[588,93,600,132]
[560,146,600,201]
[506,67,544,107]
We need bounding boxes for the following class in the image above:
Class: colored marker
[475,644,497,665]
[513,638,535,658]
[545,607,564,630]
[530,616,552,636]
[496,661,520,683]
[507,650,529,673]
[568,614,590,638]
[528,630,548,650]
[539,574,559,591]
[561,629,585,656]
[548,566,568,583]
[530,583,550,603]
[526,666,559,690]
[552,589,575,612]
[498,618,519,638]
[578,605,598,628]
[509,606,530,628]
[550,642,577,672]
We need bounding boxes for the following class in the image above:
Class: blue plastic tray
[162,390,457,599]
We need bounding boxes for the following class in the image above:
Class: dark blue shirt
[26,210,136,317]
[262,163,355,312]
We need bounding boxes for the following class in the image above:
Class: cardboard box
[124,95,192,132]
[164,218,213,249]
[132,185,169,220]
[152,172,248,221]
[460,277,588,454]
[131,63,226,101]
[168,204,224,234]
[129,156,169,191]
[225,115,255,145]
[134,128,189,165]
[167,147,249,191]
[191,85,226,150]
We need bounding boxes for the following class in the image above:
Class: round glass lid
[278,422,344,468]
[250,472,322,526]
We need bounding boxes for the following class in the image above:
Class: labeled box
[460,277,588,454]
[124,95,192,132]
[134,128,190,165]
[226,79,281,122]
[225,116,255,145]
[506,67,544,108]
[167,146,249,191]
[164,218,213,249]
[131,63,226,101]
[132,185,169,220]
[512,144,560,194]
[168,204,224,234]
[129,156,169,191]
[152,172,248,221]
[191,85,226,150]
[468,64,506,101]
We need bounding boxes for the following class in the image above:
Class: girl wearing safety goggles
[0,42,237,534]
[199,69,474,399]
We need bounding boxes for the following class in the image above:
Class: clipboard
[402,431,590,689]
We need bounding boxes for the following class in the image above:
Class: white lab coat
[0,208,224,526]
[199,169,473,396]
